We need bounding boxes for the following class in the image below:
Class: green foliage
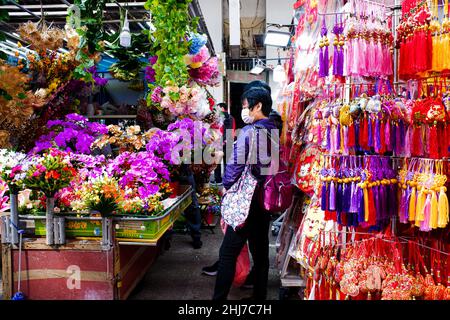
[144,0,197,89]
[73,0,109,55]
[68,0,109,82]
[105,33,152,82]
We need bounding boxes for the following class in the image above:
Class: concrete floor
[128,224,281,300]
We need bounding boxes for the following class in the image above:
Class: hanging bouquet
[152,84,212,120]
[22,149,77,197]
[0,149,28,193]
[32,113,108,154]
[185,33,220,87]
[77,174,123,217]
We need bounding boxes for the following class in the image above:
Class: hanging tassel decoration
[321,181,328,211]
[409,186,417,222]
[430,190,438,229]
[374,118,381,153]
[438,186,449,228]
[348,122,356,148]
[415,187,426,226]
[326,123,331,152]
[329,180,336,211]
[420,193,431,231]
[385,120,391,152]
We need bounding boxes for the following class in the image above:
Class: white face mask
[241,108,255,124]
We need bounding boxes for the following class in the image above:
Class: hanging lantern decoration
[120,11,132,48]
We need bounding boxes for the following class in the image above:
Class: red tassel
[368,188,377,226]
[429,124,438,159]
[380,120,386,154]
[412,125,422,157]
[360,115,369,150]
[348,123,355,148]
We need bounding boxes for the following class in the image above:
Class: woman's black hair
[241,87,272,117]
[243,80,271,95]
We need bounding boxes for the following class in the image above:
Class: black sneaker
[201,261,219,276]
[192,240,203,249]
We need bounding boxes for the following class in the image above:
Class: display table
[1,185,192,300]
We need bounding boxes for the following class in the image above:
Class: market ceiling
[0,0,214,58]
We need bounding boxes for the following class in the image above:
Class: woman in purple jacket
[212,87,278,300]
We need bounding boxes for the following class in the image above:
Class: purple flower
[66,113,87,123]
[33,113,108,155]
[149,55,158,65]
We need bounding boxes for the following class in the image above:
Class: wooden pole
[1,244,12,299]
[1,217,9,244]
[46,197,54,245]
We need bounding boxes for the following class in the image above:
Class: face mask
[241,108,255,124]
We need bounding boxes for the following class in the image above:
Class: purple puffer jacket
[223,118,279,190]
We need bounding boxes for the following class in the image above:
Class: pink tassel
[367,39,376,77]
[343,125,349,155]
[385,120,391,152]
[420,194,432,232]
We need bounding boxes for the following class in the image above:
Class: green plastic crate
[34,186,193,240]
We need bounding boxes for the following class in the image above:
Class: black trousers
[213,197,271,300]
[179,164,201,242]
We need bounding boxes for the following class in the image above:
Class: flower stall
[0,0,222,300]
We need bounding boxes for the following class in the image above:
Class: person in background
[213,87,278,300]
[202,80,281,290]
[179,163,203,249]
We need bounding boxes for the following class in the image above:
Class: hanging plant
[144,0,199,102]
[105,32,152,82]
[68,0,109,83]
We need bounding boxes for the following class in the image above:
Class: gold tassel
[364,186,370,222]
[415,187,426,226]
[438,186,449,228]
[430,190,438,229]
[409,186,416,222]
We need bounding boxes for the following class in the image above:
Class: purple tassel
[399,189,407,223]
[324,45,329,77]
[336,181,343,212]
[392,123,397,155]
[358,187,365,224]
[374,118,381,153]
[321,182,328,211]
[319,48,325,77]
[349,182,357,213]
[338,45,344,76]
[333,44,338,76]
[328,180,336,211]
[326,124,331,151]
[342,183,350,212]
[391,184,398,219]
[398,120,405,155]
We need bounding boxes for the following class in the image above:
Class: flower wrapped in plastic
[77,174,123,217]
[22,149,77,197]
